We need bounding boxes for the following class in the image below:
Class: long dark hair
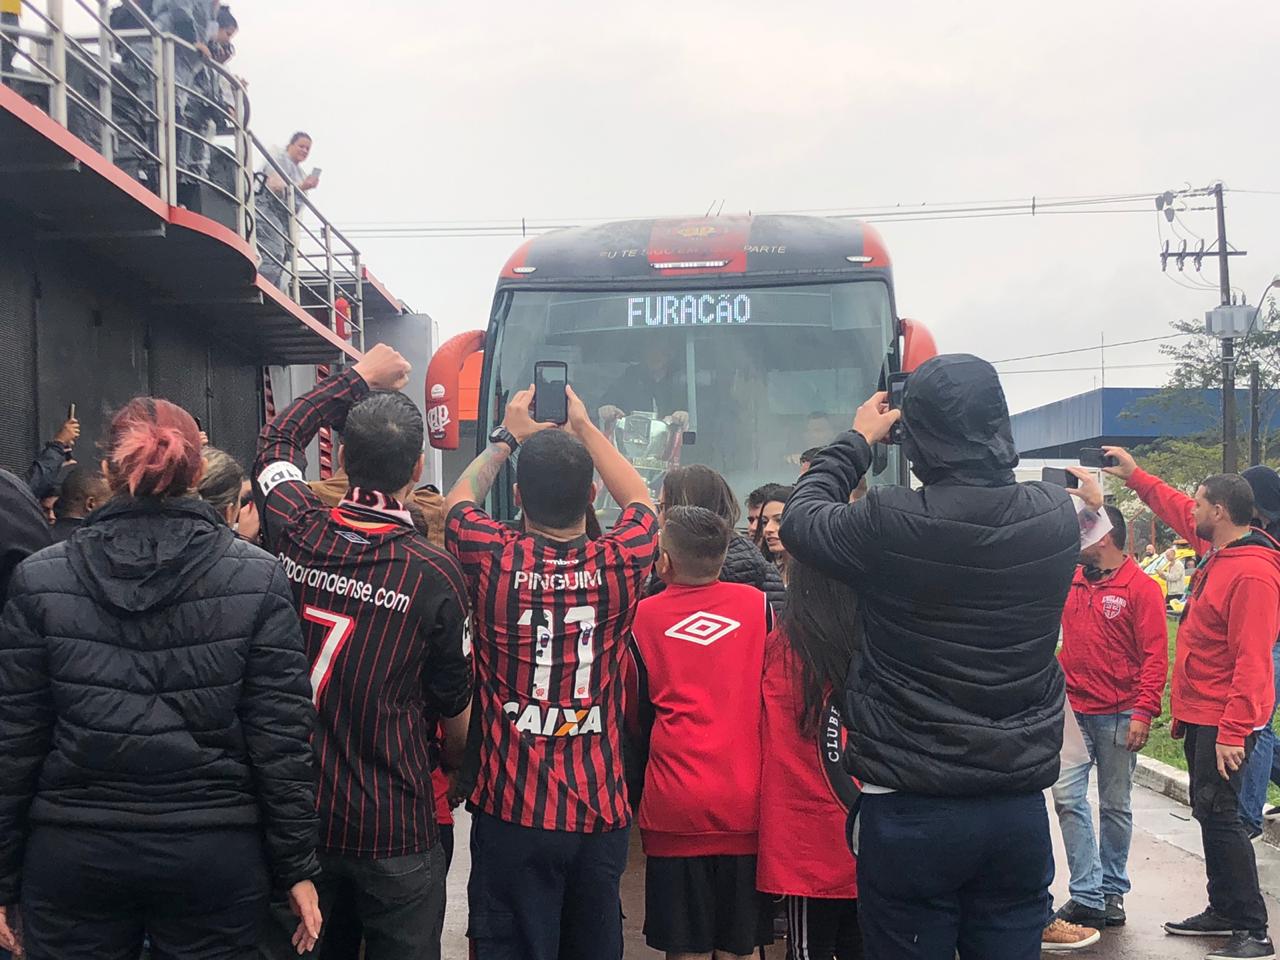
[661,464,741,526]
[779,560,861,737]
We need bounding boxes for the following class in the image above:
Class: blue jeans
[857,791,1053,960]
[1239,643,1280,833]
[1051,712,1138,911]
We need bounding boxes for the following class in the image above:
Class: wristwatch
[488,425,520,454]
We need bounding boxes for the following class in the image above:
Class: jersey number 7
[303,605,356,706]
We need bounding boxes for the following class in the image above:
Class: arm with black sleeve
[255,344,412,550]
[779,430,882,583]
[237,564,321,888]
[254,367,368,550]
[419,565,473,770]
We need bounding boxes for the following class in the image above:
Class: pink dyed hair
[106,398,204,498]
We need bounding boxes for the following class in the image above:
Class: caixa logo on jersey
[504,702,603,738]
[820,695,861,811]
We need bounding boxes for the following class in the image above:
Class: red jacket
[1059,557,1168,723]
[757,635,857,899]
[1128,468,1280,745]
[632,581,769,857]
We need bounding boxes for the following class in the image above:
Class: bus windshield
[485,280,896,522]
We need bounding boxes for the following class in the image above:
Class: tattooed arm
[444,383,552,513]
[444,442,512,513]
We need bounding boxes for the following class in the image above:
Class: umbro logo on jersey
[665,612,740,646]
[336,530,371,545]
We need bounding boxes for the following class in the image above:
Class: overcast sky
[232,0,1280,414]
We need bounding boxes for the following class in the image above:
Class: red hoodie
[1128,468,1280,745]
[631,580,770,857]
[1059,557,1168,723]
[757,634,857,899]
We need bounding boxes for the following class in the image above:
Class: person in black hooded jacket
[645,464,786,609]
[0,469,51,604]
[781,354,1079,960]
[0,397,322,960]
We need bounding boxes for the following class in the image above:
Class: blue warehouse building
[1010,387,1280,459]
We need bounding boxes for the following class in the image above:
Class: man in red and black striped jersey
[254,345,471,960]
[444,383,658,960]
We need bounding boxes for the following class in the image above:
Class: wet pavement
[440,783,1280,959]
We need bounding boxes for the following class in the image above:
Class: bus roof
[499,214,892,283]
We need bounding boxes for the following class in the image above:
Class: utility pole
[1216,183,1237,473]
[1250,363,1262,466]
[1100,333,1106,389]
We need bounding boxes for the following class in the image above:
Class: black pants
[317,825,455,960]
[1185,722,1269,933]
[856,791,1052,960]
[20,825,270,960]
[467,811,630,960]
[259,845,447,960]
[786,896,862,960]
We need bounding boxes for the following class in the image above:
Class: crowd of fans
[0,349,1279,960]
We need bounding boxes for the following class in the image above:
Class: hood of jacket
[66,496,236,615]
[901,354,1019,487]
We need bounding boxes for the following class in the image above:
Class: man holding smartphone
[1104,446,1280,960]
[444,383,658,960]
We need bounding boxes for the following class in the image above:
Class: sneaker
[1104,894,1126,927]
[1205,931,1276,959]
[1165,909,1237,937]
[1056,899,1108,928]
[1042,919,1101,952]
[1265,806,1280,821]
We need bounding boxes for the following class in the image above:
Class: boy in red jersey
[444,384,658,960]
[631,505,774,960]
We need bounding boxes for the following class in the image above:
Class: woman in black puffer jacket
[645,464,786,609]
[0,398,322,960]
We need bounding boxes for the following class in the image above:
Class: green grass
[1141,619,1280,806]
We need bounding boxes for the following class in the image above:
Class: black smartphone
[886,371,910,444]
[67,402,76,420]
[194,416,203,432]
[1042,466,1079,489]
[533,361,569,425]
[1079,447,1118,469]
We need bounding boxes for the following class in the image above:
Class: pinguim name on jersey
[512,569,603,591]
[503,702,603,737]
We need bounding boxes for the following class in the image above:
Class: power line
[990,333,1188,365]
[339,189,1170,239]
[997,361,1175,376]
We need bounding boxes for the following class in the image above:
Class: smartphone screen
[1042,467,1079,489]
[1079,448,1117,469]
[533,361,569,425]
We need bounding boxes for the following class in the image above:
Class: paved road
[440,782,1280,958]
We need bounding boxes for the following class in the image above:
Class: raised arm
[444,384,552,514]
[780,392,898,581]
[1103,446,1211,556]
[566,386,653,511]
[255,344,410,547]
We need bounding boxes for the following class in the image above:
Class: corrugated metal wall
[0,220,264,477]
[0,225,38,474]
